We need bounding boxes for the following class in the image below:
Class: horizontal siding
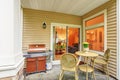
[82,0,117,78]
[23,9,81,52]
[107,1,117,77]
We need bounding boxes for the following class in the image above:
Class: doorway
[51,23,81,60]
[54,27,67,60]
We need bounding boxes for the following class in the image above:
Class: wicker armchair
[93,48,110,80]
[59,53,80,80]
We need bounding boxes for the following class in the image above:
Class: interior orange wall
[86,27,104,51]
[68,28,79,46]
[55,27,79,47]
[85,14,104,27]
[55,27,66,40]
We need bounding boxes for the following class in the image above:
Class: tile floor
[26,65,116,80]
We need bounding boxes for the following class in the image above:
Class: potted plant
[55,42,63,54]
[83,42,89,52]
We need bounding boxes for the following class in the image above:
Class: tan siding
[23,9,81,52]
[107,1,117,77]
[82,0,117,78]
[82,0,116,19]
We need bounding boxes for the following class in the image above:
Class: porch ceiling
[21,0,109,16]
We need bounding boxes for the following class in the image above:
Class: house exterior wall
[82,0,117,78]
[23,0,117,78]
[23,8,81,52]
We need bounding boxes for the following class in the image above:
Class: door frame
[50,23,81,64]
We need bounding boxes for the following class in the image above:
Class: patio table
[75,51,98,80]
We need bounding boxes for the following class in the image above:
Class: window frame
[83,9,107,55]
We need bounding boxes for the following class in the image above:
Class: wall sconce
[42,22,47,29]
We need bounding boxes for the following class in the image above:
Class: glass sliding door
[68,27,80,53]
[53,26,80,60]
[54,26,67,60]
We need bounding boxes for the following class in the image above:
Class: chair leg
[91,59,96,80]
[59,70,64,80]
[106,64,109,80]
[92,71,96,80]
[75,70,78,80]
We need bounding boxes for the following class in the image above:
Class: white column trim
[0,58,24,71]
[0,58,24,78]
[117,0,120,79]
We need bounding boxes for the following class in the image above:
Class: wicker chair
[93,48,110,80]
[59,53,80,80]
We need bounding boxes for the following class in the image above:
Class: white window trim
[83,9,107,55]
[85,22,104,30]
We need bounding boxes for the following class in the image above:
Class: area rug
[26,65,115,80]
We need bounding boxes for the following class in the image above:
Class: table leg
[86,57,88,80]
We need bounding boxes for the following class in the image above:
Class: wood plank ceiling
[21,0,109,16]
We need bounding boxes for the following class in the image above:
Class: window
[85,14,104,27]
[84,10,107,52]
[86,27,104,51]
